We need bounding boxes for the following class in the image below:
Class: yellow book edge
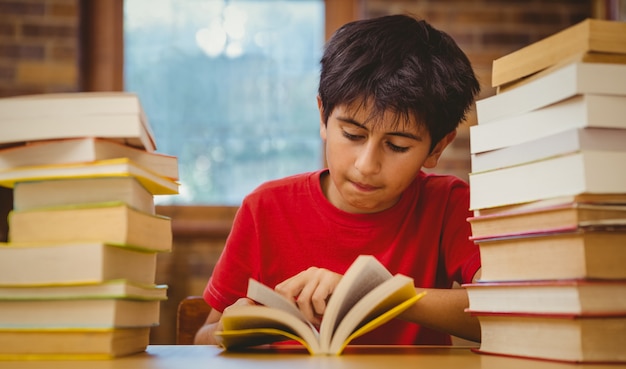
[0,353,121,361]
[334,291,426,355]
[0,157,179,195]
[216,291,426,355]
[0,240,161,254]
[0,327,148,361]
[0,279,168,301]
[6,202,173,253]
[216,328,313,353]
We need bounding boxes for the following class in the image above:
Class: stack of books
[464,18,626,363]
[0,92,179,359]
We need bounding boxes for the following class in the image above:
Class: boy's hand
[274,267,342,325]
[217,297,254,332]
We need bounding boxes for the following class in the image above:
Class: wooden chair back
[176,296,211,344]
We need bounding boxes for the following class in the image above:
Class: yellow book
[0,157,179,195]
[13,176,155,214]
[491,18,626,88]
[0,298,162,329]
[215,255,426,355]
[0,327,150,360]
[8,202,172,252]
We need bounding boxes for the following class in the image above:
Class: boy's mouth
[351,181,379,192]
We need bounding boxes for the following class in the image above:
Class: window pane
[124,0,325,205]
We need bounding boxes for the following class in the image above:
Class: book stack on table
[0,92,179,359]
[464,18,626,364]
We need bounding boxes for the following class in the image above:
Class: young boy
[195,14,482,346]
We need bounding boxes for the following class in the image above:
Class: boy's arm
[398,268,482,343]
[194,298,255,345]
[194,309,223,345]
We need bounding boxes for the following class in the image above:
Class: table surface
[2,345,625,369]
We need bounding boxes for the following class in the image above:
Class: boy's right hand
[274,267,342,326]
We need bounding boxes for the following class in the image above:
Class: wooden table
[2,345,625,369]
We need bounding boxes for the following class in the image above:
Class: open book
[214,255,426,355]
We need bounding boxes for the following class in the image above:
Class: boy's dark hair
[318,14,480,149]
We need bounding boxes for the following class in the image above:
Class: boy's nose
[354,144,381,175]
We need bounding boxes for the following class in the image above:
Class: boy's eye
[342,130,362,141]
[386,142,409,153]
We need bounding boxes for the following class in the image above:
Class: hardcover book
[471,312,626,363]
[0,92,156,152]
[8,202,173,252]
[0,242,158,286]
[491,18,626,88]
[0,137,178,179]
[474,227,626,282]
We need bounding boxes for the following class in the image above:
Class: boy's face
[318,98,454,214]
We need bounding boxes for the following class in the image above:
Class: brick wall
[0,0,80,98]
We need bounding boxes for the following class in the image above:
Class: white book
[13,177,155,214]
[476,62,626,124]
[469,150,626,210]
[470,94,626,154]
[0,280,167,329]
[0,242,157,286]
[464,280,626,315]
[0,158,179,195]
[0,280,167,300]
[0,137,178,179]
[0,299,161,328]
[0,92,156,152]
[471,127,626,173]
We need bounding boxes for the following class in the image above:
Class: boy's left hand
[274,267,342,325]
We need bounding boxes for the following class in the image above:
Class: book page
[328,276,425,354]
[246,278,317,332]
[217,305,322,354]
[318,255,392,350]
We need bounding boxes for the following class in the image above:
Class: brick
[49,44,77,60]
[447,11,508,24]
[0,43,45,60]
[481,31,531,46]
[516,12,562,24]
[0,1,45,16]
[49,2,79,18]
[568,13,591,24]
[43,85,79,93]
[0,65,15,81]
[16,60,77,86]
[21,23,76,39]
[0,23,16,37]
[0,86,45,97]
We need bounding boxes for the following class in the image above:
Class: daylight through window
[124,0,325,205]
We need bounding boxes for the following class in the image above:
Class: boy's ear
[317,96,327,142]
[423,130,457,169]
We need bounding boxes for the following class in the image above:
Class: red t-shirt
[204,169,480,345]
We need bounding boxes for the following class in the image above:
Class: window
[124,0,325,205]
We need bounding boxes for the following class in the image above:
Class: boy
[195,14,482,346]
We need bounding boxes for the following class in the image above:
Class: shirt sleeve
[202,198,261,312]
[440,180,481,284]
